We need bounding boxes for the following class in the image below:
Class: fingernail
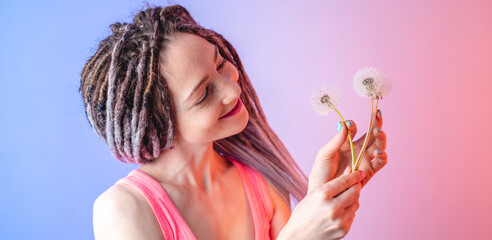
[377,109,382,117]
[346,120,353,127]
[376,127,382,133]
[376,149,382,155]
[360,171,366,178]
[338,122,342,132]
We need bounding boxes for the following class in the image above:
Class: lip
[219,98,242,119]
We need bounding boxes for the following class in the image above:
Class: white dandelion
[353,67,390,99]
[310,85,356,168]
[352,66,391,171]
[380,78,392,98]
[310,85,340,115]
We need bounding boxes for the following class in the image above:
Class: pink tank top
[115,156,274,240]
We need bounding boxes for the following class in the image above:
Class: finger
[354,124,385,150]
[353,110,383,147]
[357,149,387,188]
[345,120,358,140]
[363,128,387,166]
[316,121,348,160]
[333,182,362,209]
[310,122,351,192]
[371,149,388,173]
[374,109,383,129]
[323,171,365,199]
[341,120,358,153]
[366,127,386,151]
[356,152,375,188]
[341,200,359,227]
[352,135,364,153]
[344,200,360,214]
[343,165,352,175]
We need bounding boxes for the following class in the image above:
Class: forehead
[159,32,215,100]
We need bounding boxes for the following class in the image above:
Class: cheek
[232,66,239,82]
[223,62,240,82]
[176,112,217,142]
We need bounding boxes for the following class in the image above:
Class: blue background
[1,1,290,239]
[2,0,492,239]
[0,1,224,239]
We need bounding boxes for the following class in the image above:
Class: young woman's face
[159,32,249,146]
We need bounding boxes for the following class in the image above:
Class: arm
[93,185,164,240]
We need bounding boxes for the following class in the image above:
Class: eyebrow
[185,46,219,104]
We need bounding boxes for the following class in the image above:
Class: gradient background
[1,0,491,239]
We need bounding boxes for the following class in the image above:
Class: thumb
[317,121,348,160]
[309,122,348,192]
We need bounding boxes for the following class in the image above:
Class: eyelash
[196,57,227,106]
[196,86,209,105]
[217,57,227,70]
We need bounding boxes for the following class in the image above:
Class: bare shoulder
[263,178,291,209]
[93,184,164,240]
[263,178,292,240]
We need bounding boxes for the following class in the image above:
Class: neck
[138,141,230,191]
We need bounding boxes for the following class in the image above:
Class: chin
[236,109,249,132]
[220,109,249,139]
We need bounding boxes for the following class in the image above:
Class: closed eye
[217,57,227,70]
[195,56,227,107]
[196,86,209,106]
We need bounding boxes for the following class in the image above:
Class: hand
[278,171,365,240]
[309,109,387,191]
[352,109,388,187]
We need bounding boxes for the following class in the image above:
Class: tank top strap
[115,169,197,240]
[114,156,274,240]
[227,156,274,239]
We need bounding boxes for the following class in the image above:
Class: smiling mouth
[219,98,242,119]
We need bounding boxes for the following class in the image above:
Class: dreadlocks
[80,5,308,203]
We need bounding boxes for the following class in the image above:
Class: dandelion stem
[355,98,379,171]
[354,96,376,171]
[333,107,356,169]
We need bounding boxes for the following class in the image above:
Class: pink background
[1,0,491,239]
[183,0,492,239]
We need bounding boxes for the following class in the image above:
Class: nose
[219,61,241,105]
[220,76,241,105]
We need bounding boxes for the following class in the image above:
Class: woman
[81,5,388,239]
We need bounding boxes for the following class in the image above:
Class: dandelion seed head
[320,95,331,104]
[380,79,392,98]
[362,77,374,87]
[353,67,391,99]
[310,85,340,115]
